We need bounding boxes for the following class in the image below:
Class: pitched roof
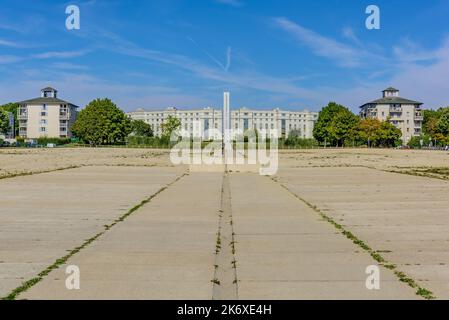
[18,97,79,107]
[41,87,57,91]
[360,96,423,108]
[383,87,399,92]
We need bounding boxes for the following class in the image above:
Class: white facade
[359,88,423,144]
[127,106,318,140]
[18,88,78,139]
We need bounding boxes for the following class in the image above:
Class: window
[42,104,47,110]
[40,119,47,125]
[41,112,47,117]
[40,127,46,132]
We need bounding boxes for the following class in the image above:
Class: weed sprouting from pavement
[271,176,436,300]
[2,173,187,300]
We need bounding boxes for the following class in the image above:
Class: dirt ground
[0,147,173,179]
[1,147,448,179]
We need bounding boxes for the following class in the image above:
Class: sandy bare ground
[279,148,449,170]
[1,148,448,179]
[0,148,173,179]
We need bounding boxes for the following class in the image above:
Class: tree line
[70,98,180,146]
[411,107,449,147]
[2,99,449,148]
[312,102,402,147]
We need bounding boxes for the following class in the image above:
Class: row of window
[143,114,313,120]
[38,127,67,132]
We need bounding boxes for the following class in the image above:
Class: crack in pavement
[2,171,188,300]
[212,172,238,300]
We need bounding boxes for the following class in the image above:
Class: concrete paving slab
[0,166,185,298]
[276,167,449,299]
[229,173,418,300]
[238,280,420,300]
[20,172,222,300]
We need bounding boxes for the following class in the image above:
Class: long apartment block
[128,106,318,139]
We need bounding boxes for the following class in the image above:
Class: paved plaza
[1,148,449,299]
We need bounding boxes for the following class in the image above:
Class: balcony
[18,113,28,120]
[390,107,403,113]
[59,112,70,120]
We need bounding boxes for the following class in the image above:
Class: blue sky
[1,0,449,112]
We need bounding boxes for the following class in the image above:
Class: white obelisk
[223,91,231,164]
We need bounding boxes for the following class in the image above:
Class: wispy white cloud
[0,39,23,48]
[32,50,90,59]
[322,37,449,110]
[187,36,232,72]
[341,27,362,47]
[273,17,363,67]
[225,46,232,72]
[393,38,438,63]
[51,62,90,70]
[273,17,390,70]
[96,30,317,100]
[0,55,24,64]
[215,0,244,7]
[0,72,211,110]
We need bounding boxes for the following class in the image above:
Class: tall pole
[223,92,231,163]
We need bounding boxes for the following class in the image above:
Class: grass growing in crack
[272,177,436,300]
[0,165,83,181]
[383,264,396,270]
[211,279,220,285]
[2,173,186,301]
[215,231,222,254]
[386,167,449,181]
[417,288,435,299]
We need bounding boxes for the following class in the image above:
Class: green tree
[71,98,131,146]
[328,109,360,147]
[0,109,10,135]
[358,118,381,147]
[408,135,431,148]
[423,109,441,138]
[377,121,402,147]
[161,115,181,139]
[0,103,19,136]
[436,107,449,136]
[313,102,354,146]
[130,119,153,137]
[288,129,302,139]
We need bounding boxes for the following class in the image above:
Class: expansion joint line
[2,172,188,300]
[268,176,436,300]
[212,171,238,300]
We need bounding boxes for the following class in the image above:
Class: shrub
[37,137,71,146]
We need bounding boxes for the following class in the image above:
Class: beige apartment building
[128,106,318,140]
[359,87,423,144]
[18,87,78,139]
